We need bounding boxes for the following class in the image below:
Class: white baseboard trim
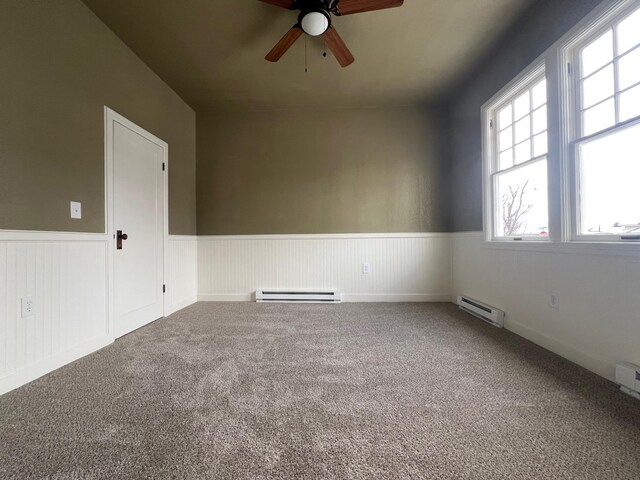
[343,293,453,302]
[0,335,113,396]
[198,293,452,303]
[166,296,198,315]
[505,317,613,382]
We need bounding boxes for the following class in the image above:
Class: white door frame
[104,106,169,340]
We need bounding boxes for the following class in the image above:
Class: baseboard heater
[256,290,341,303]
[457,295,504,328]
[616,362,640,401]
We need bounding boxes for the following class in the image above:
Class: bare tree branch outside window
[502,180,533,236]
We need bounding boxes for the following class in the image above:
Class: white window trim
[560,0,640,243]
[480,0,640,253]
[481,61,549,243]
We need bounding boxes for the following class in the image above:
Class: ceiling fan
[260,0,404,67]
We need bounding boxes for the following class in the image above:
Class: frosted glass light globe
[301,12,329,36]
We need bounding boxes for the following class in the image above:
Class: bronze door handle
[116,230,128,250]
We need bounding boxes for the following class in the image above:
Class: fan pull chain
[305,35,308,73]
[323,38,327,58]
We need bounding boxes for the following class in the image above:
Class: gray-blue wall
[446,0,608,232]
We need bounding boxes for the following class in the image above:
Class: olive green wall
[0,0,196,234]
[196,106,450,235]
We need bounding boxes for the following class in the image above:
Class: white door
[109,112,166,338]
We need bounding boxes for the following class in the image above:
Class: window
[485,67,549,240]
[571,4,640,240]
[482,0,640,246]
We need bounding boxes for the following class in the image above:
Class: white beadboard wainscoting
[451,232,640,381]
[0,232,198,395]
[166,235,198,315]
[0,231,111,395]
[197,233,453,302]
[7,229,636,393]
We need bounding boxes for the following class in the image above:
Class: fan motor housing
[297,0,332,20]
[296,0,333,15]
[294,0,332,10]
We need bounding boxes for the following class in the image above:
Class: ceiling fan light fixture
[301,11,329,36]
[262,0,404,67]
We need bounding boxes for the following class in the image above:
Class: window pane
[514,91,530,120]
[514,115,531,143]
[583,98,615,136]
[514,140,531,164]
[618,47,640,90]
[496,160,548,237]
[619,84,640,122]
[578,123,640,235]
[498,105,513,129]
[532,79,547,109]
[533,133,548,157]
[582,64,614,109]
[581,29,613,77]
[617,7,640,55]
[499,149,513,170]
[499,126,513,151]
[532,106,547,135]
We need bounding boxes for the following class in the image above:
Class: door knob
[116,230,128,250]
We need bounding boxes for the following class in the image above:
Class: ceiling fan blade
[323,26,355,68]
[333,0,403,16]
[265,25,303,62]
[258,0,297,9]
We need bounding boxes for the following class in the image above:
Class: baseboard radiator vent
[256,290,341,303]
[616,362,640,401]
[457,295,504,328]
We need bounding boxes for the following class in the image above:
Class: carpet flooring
[1,302,639,479]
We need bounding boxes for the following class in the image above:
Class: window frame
[481,0,640,248]
[482,61,550,242]
[562,0,640,243]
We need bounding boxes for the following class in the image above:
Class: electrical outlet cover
[21,297,35,318]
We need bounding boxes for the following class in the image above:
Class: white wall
[0,231,111,395]
[452,232,640,381]
[198,233,453,302]
[167,235,198,314]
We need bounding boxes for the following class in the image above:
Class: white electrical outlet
[362,262,371,274]
[21,297,35,318]
[550,294,560,310]
[70,201,82,219]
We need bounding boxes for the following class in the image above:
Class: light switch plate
[70,201,82,219]
[362,262,371,274]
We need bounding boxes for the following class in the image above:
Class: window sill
[482,238,640,258]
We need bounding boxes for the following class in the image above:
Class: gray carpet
[1,303,639,479]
